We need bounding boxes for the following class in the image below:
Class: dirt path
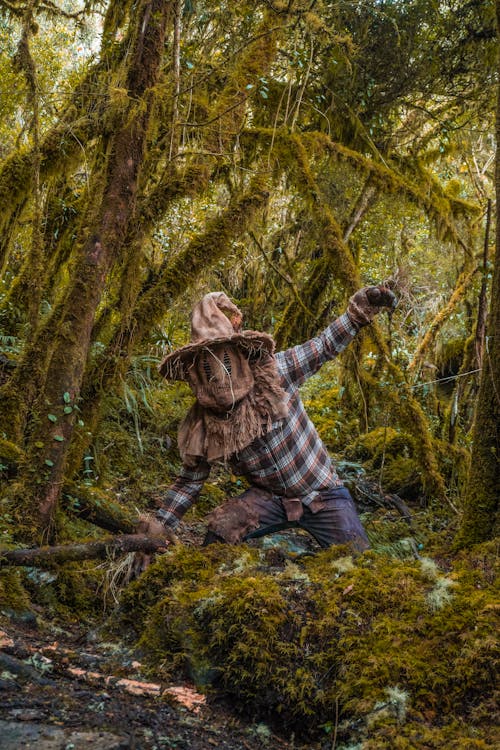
[0,618,304,750]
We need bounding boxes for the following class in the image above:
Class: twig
[331,695,339,750]
[248,230,314,318]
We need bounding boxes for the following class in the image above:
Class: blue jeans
[205,485,369,551]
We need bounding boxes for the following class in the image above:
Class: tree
[455,1,500,547]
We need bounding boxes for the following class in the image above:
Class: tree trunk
[11,0,172,541]
[455,5,500,547]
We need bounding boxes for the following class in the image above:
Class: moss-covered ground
[116,537,498,748]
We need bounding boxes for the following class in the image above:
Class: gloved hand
[135,513,177,541]
[347,285,397,328]
[133,513,178,575]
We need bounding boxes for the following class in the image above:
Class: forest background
[0,1,498,749]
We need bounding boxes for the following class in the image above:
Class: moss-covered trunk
[455,9,500,545]
[11,0,172,540]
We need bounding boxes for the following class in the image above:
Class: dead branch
[343,179,378,243]
[0,534,168,568]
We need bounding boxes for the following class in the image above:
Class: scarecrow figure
[139,287,396,551]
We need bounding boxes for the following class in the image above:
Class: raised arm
[276,312,357,387]
[276,285,397,387]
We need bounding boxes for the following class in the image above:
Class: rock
[0,720,128,749]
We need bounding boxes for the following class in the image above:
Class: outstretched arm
[276,285,396,387]
[134,460,210,571]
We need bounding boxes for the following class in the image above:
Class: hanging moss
[243,128,479,254]
[408,265,477,377]
[0,48,119,276]
[269,134,360,346]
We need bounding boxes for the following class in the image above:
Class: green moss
[187,482,227,518]
[0,438,23,465]
[118,544,262,633]
[117,541,498,744]
[381,457,423,499]
[350,427,411,462]
[23,560,108,619]
[301,383,346,449]
[0,569,31,612]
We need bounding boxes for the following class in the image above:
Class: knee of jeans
[206,497,260,544]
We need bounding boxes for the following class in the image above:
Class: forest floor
[0,475,467,750]
[0,611,310,750]
[0,523,330,750]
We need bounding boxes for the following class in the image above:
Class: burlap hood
[159,292,275,382]
[158,292,289,465]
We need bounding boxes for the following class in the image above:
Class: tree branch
[0,534,168,567]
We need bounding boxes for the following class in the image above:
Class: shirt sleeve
[275,312,358,387]
[156,459,211,529]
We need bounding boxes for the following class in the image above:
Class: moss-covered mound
[118,540,498,748]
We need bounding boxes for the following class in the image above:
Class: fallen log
[0,534,168,568]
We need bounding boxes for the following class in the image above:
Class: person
[138,286,396,552]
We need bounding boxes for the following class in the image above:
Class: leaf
[48,414,57,422]
[64,406,73,414]
[54,435,65,442]
[63,392,71,403]
[45,459,54,467]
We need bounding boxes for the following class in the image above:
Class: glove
[133,513,178,576]
[347,285,397,328]
[135,513,177,542]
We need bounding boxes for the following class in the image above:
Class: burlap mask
[186,344,255,412]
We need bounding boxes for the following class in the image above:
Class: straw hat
[159,292,275,382]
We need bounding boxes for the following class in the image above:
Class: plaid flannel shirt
[156,312,358,529]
